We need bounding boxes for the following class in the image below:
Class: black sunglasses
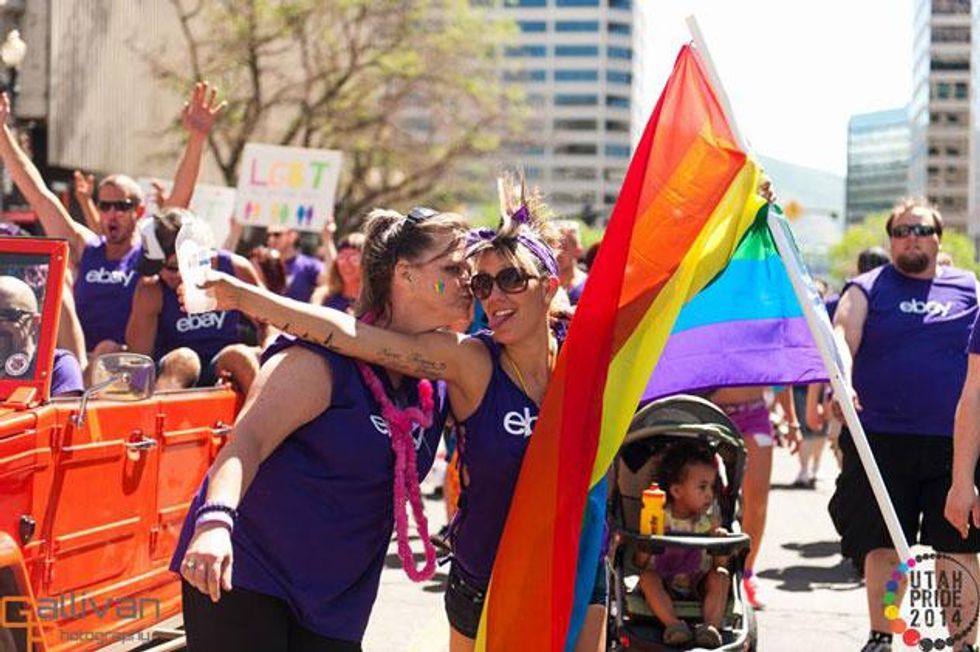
[97,199,136,212]
[0,307,31,322]
[470,267,536,300]
[891,224,938,238]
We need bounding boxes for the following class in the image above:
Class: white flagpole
[768,207,913,562]
[685,15,750,154]
[686,14,913,562]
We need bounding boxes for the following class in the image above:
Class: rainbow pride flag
[474,44,769,650]
[642,205,827,401]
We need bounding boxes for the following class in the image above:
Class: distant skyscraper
[845,108,910,225]
[491,0,635,221]
[910,0,971,230]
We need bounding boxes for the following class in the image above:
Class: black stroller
[607,395,758,651]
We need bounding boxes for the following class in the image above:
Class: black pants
[182,581,362,652]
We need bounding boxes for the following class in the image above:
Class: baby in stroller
[634,442,730,649]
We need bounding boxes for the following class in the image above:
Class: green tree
[149,0,523,229]
[828,212,980,286]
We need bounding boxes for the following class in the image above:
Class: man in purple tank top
[126,209,263,394]
[266,224,326,302]
[0,84,223,361]
[830,199,980,652]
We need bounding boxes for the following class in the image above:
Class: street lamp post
[1,28,26,111]
[0,28,26,221]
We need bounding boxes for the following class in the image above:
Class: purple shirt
[51,349,84,397]
[285,253,324,303]
[322,293,354,313]
[73,238,142,347]
[451,331,538,588]
[153,250,242,364]
[568,277,587,305]
[847,264,977,436]
[170,336,449,642]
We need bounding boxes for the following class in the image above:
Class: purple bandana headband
[466,226,558,277]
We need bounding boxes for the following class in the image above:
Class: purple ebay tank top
[171,336,449,642]
[73,238,141,347]
[153,250,241,363]
[451,331,541,588]
[847,264,977,436]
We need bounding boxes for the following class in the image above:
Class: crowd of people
[2,77,980,652]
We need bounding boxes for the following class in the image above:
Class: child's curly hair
[658,441,716,501]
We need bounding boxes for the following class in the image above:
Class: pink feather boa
[355,314,437,582]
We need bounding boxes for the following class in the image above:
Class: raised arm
[73,170,102,235]
[165,82,225,210]
[202,270,480,385]
[0,94,94,260]
[180,345,333,600]
[316,216,337,286]
[222,217,245,253]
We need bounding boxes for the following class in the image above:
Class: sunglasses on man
[890,224,938,238]
[97,199,136,212]
[469,267,538,301]
[0,307,32,323]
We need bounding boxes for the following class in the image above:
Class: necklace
[502,336,557,400]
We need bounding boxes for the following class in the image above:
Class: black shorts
[444,558,608,639]
[444,564,485,640]
[829,429,980,568]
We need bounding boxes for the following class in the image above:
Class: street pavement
[363,444,872,651]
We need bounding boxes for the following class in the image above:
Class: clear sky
[637,1,913,176]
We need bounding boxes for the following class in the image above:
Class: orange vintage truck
[0,237,240,651]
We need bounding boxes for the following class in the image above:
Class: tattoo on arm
[408,352,447,378]
[380,347,445,378]
[274,320,339,352]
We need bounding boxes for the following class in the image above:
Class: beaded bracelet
[194,501,238,522]
[195,510,234,533]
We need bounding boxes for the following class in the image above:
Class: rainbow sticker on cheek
[434,280,446,295]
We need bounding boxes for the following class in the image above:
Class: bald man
[0,275,83,395]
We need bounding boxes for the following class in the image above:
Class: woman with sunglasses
[174,208,472,652]
[312,233,365,313]
[195,184,606,651]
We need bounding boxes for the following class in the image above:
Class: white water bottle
[176,216,217,314]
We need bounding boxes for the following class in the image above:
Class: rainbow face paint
[434,280,446,295]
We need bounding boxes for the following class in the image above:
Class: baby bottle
[640,483,666,536]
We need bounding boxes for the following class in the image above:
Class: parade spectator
[0,84,223,357]
[794,279,832,488]
[125,209,262,394]
[583,241,600,272]
[858,246,890,275]
[266,224,325,302]
[198,186,609,652]
[175,208,471,651]
[247,246,288,295]
[554,220,589,305]
[830,198,979,652]
[311,233,364,313]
